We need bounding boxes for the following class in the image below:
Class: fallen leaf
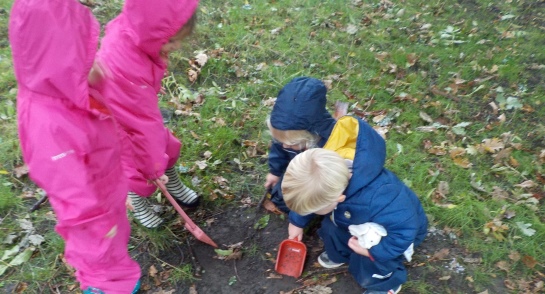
[188,69,199,83]
[189,284,198,294]
[263,199,283,215]
[516,222,536,236]
[195,160,208,170]
[508,251,521,262]
[149,265,158,277]
[453,157,472,168]
[514,180,535,189]
[430,248,450,261]
[481,138,504,153]
[194,53,209,67]
[496,260,510,272]
[449,147,466,158]
[13,165,29,178]
[522,255,537,268]
[419,111,434,123]
[267,273,283,279]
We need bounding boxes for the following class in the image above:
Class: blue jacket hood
[345,119,386,196]
[270,77,335,143]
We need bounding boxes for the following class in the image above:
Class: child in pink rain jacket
[9,0,140,293]
[92,0,201,228]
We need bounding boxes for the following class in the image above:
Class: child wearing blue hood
[281,116,428,294]
[264,77,336,212]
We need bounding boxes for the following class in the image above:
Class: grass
[1,0,544,293]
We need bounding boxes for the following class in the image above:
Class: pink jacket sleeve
[94,0,198,180]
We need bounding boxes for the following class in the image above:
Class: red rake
[155,180,218,248]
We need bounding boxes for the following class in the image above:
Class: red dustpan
[155,180,218,248]
[275,238,307,278]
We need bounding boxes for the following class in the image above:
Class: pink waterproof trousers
[9,0,140,292]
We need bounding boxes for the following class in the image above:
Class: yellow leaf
[453,157,472,168]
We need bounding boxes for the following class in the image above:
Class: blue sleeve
[288,210,316,228]
[367,183,426,262]
[268,142,291,177]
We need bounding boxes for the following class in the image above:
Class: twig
[255,189,270,212]
[186,239,203,277]
[233,260,243,283]
[0,210,11,226]
[429,85,460,102]
[296,266,349,282]
[29,194,48,212]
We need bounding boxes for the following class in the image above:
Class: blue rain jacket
[289,116,428,262]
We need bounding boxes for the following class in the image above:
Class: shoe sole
[317,256,345,269]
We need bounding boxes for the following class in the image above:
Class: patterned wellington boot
[128,192,164,229]
[164,167,200,207]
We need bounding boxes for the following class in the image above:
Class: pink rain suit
[9,0,140,292]
[94,0,199,197]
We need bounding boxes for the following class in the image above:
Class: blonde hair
[282,149,350,215]
[266,117,320,149]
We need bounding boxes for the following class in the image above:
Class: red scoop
[275,238,307,278]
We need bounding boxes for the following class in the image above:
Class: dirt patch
[133,204,502,294]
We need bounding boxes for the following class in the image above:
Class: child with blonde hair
[265,77,336,212]
[9,0,141,292]
[283,116,428,294]
[92,0,201,228]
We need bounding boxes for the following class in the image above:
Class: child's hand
[334,101,349,119]
[158,174,169,185]
[264,173,280,189]
[288,223,304,241]
[88,61,110,86]
[348,236,369,257]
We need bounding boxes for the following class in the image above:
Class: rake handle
[154,179,197,230]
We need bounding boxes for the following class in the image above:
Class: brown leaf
[491,186,509,201]
[419,111,434,123]
[508,251,521,262]
[14,282,28,294]
[428,147,447,156]
[14,164,29,178]
[496,260,510,272]
[481,138,505,153]
[453,157,472,168]
[422,139,433,149]
[189,284,198,294]
[437,181,449,196]
[267,273,283,279]
[375,52,390,62]
[190,131,200,139]
[515,180,536,189]
[406,53,418,67]
[263,199,284,215]
[522,255,537,268]
[187,68,199,83]
[149,265,158,277]
[449,147,466,158]
[205,218,215,227]
[430,248,450,261]
[504,279,516,290]
[492,147,512,164]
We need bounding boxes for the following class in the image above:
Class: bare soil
[133,204,506,294]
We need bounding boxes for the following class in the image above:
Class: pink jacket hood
[115,0,198,62]
[9,0,98,111]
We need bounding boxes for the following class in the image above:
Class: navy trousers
[318,216,409,291]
